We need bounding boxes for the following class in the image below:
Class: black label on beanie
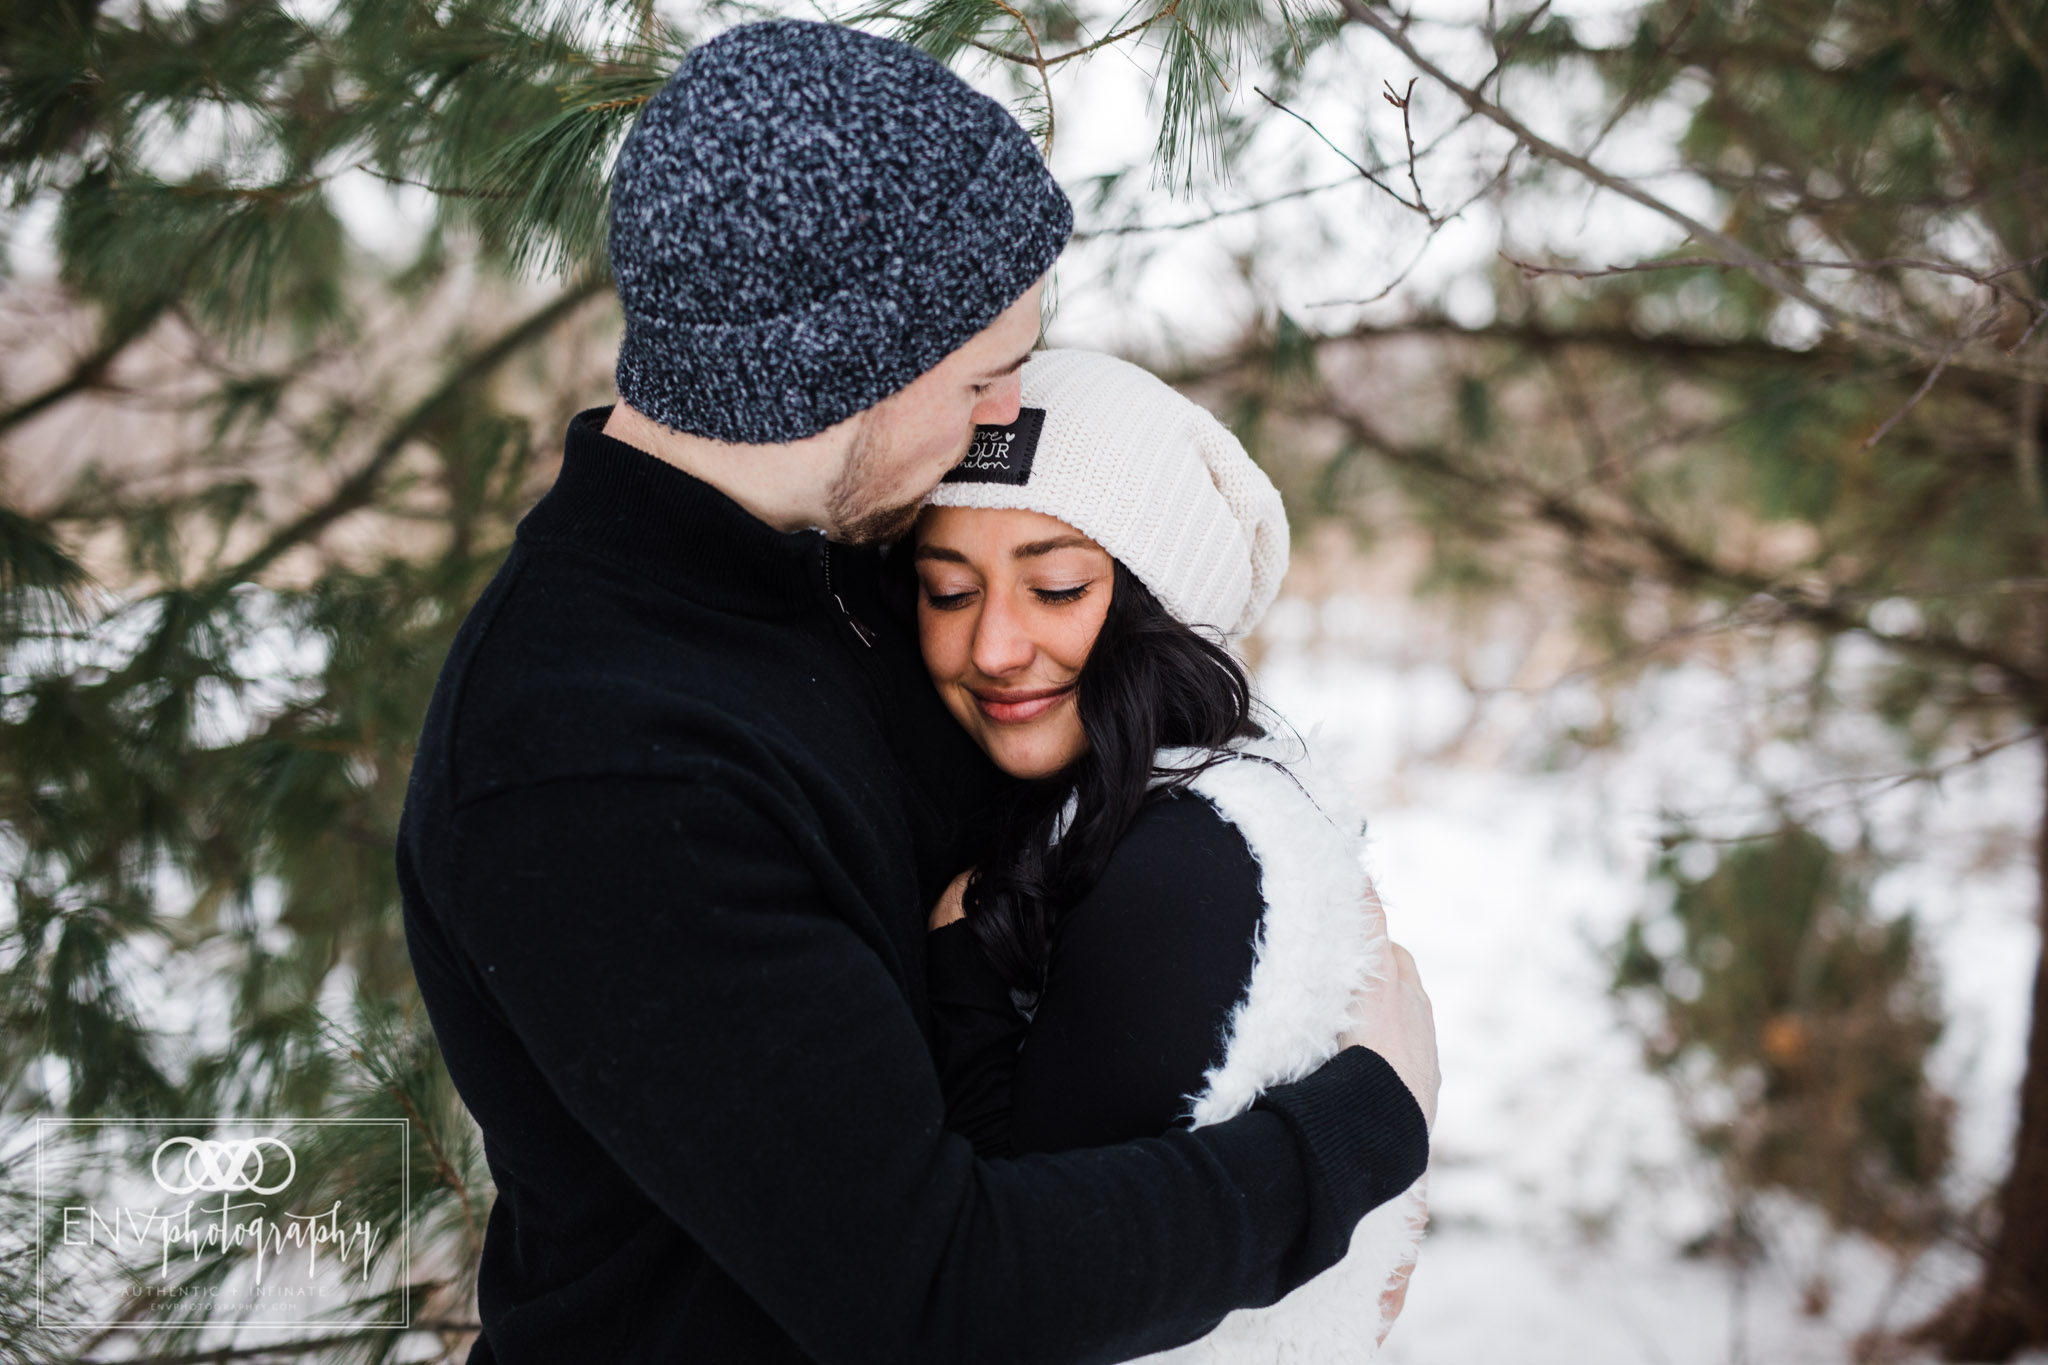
[944,407,1046,486]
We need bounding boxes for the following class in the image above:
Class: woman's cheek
[1061,594,1114,671]
[917,605,972,687]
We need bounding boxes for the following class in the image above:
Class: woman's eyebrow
[913,544,969,563]
[1013,536,1096,559]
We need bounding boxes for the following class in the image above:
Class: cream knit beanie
[923,349,1289,639]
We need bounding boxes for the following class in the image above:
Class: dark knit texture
[396,409,1433,1364]
[1253,1046,1433,1271]
[608,20,1072,443]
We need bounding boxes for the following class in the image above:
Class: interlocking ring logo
[151,1136,296,1196]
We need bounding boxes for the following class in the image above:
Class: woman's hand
[929,869,973,930]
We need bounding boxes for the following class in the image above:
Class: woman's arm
[925,789,1269,1158]
[927,882,1028,1158]
[925,791,1266,1158]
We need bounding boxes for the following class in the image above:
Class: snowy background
[1247,582,2043,1362]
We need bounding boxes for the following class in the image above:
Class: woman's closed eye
[1034,583,1091,604]
[924,587,978,611]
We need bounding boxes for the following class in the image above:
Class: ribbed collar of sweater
[516,405,831,617]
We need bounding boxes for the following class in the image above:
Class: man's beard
[823,415,941,547]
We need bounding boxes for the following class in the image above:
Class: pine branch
[0,307,164,437]
[209,278,607,590]
[78,1319,482,1365]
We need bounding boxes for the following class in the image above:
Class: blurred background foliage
[1614,827,1953,1253]
[0,0,2043,1359]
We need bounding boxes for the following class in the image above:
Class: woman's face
[913,505,1114,780]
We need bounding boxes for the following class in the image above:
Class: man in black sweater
[396,19,1438,1364]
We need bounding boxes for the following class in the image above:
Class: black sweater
[395,408,1430,1365]
[930,790,1268,1158]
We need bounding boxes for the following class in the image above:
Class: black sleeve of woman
[927,918,1029,1159]
[929,787,1267,1157]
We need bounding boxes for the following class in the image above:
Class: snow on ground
[1252,590,2045,1362]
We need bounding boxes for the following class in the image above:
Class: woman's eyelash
[1035,585,1089,604]
[924,589,976,611]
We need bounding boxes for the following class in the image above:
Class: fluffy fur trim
[1123,735,1428,1363]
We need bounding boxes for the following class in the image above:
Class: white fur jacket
[1129,734,1429,1364]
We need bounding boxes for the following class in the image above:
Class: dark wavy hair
[963,560,1264,991]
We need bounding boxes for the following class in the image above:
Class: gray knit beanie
[608,20,1072,444]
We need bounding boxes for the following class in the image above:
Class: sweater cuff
[1251,1046,1429,1278]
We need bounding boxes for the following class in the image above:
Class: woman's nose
[971,590,1036,678]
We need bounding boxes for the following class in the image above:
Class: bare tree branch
[1070,177,1359,240]
[1304,395,2045,696]
[1861,336,1966,452]
[960,3,1180,70]
[1504,248,2048,296]
[1381,77,1436,223]
[1333,0,2046,384]
[1252,86,1433,219]
[0,309,164,438]
[986,0,1055,154]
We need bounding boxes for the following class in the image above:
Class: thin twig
[1252,86,1431,218]
[1659,729,2044,841]
[1582,0,1700,158]
[985,0,1055,155]
[353,165,515,201]
[1302,145,1522,306]
[2011,305,2048,356]
[965,3,1180,69]
[384,1080,483,1260]
[1382,77,1437,223]
[1070,177,1358,239]
[1861,337,1967,451]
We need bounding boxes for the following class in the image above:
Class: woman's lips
[970,683,1076,725]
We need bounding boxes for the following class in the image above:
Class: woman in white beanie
[912,348,1431,1363]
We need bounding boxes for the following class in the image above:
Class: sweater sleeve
[926,918,1028,1159]
[449,767,1426,1365]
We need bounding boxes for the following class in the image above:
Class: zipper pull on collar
[822,542,877,648]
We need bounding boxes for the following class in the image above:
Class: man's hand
[1339,882,1440,1130]
[1375,1176,1429,1343]
[929,869,972,930]
[1375,1252,1417,1345]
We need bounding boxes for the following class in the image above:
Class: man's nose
[970,374,1023,426]
[971,589,1035,677]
